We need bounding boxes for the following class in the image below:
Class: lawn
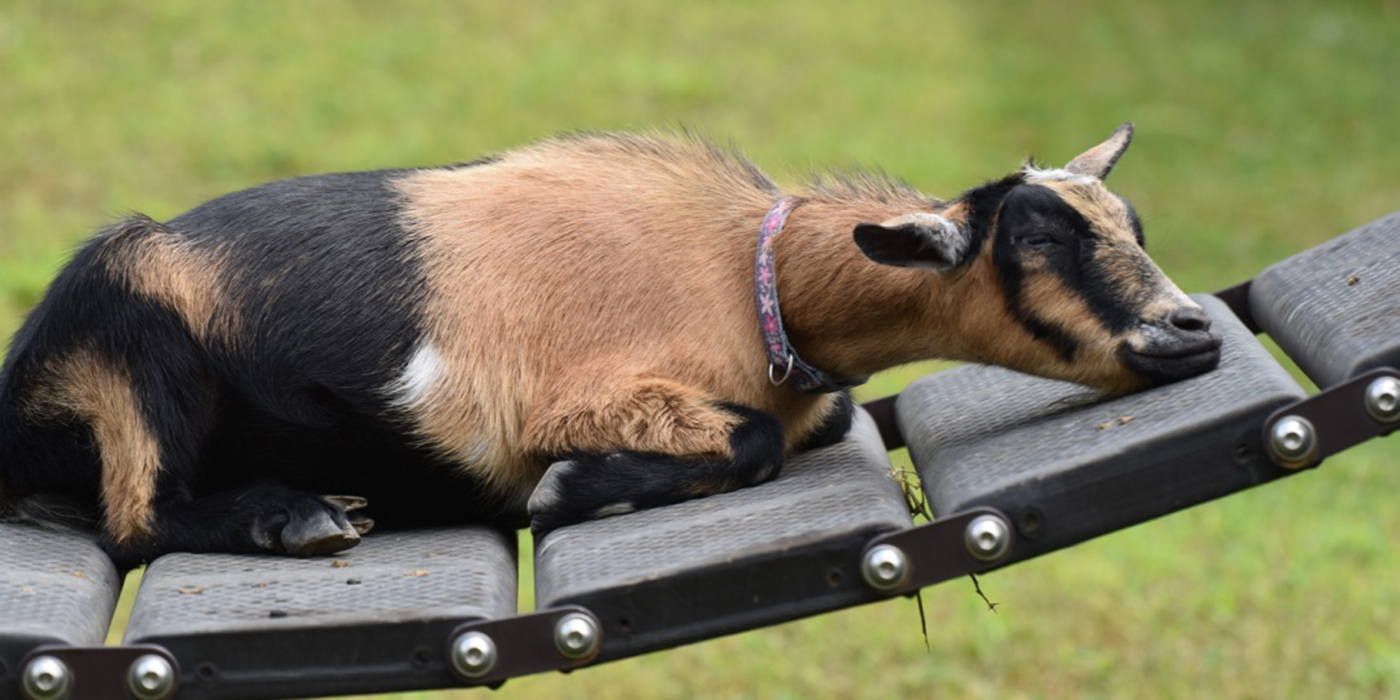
[3,1,1398,696]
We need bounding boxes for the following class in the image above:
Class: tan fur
[24,349,160,543]
[100,218,236,342]
[390,133,1187,500]
[1048,182,1136,243]
[392,136,884,501]
[772,197,960,377]
[524,377,741,458]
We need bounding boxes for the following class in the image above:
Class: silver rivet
[1364,376,1400,424]
[21,656,70,700]
[861,544,909,592]
[554,613,601,660]
[449,630,497,680]
[1269,415,1318,468]
[964,514,1012,562]
[127,654,176,700]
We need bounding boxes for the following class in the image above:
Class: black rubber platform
[533,409,912,664]
[122,527,516,699]
[898,295,1308,565]
[0,525,121,697]
[1251,211,1400,387]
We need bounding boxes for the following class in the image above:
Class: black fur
[853,222,959,269]
[169,169,428,419]
[100,480,369,570]
[0,168,517,565]
[953,173,1025,270]
[996,185,1149,336]
[795,391,854,453]
[528,403,786,535]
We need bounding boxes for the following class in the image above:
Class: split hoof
[274,494,371,556]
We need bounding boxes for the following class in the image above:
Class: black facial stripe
[954,172,1025,269]
[1077,236,1154,334]
[992,184,1087,361]
[1000,184,1157,336]
[993,240,1080,362]
[1021,314,1079,362]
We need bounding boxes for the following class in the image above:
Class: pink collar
[754,197,866,393]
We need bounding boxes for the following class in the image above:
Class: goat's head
[853,123,1221,392]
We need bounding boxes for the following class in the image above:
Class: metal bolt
[21,656,70,700]
[1364,376,1400,424]
[449,630,498,680]
[127,654,176,700]
[1269,415,1318,468]
[554,612,601,660]
[964,514,1012,562]
[861,544,909,592]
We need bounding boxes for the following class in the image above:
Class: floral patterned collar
[754,197,866,394]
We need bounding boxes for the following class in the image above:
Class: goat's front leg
[523,379,785,535]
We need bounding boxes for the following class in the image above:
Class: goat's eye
[1020,234,1058,248]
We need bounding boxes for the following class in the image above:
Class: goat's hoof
[527,461,586,537]
[349,515,376,536]
[275,494,370,556]
[320,495,369,511]
[527,460,642,536]
[527,461,573,516]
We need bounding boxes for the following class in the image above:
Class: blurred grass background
[3,0,1398,696]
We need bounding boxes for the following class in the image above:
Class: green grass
[3,1,1398,696]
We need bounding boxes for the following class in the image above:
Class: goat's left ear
[1064,122,1134,180]
[853,213,969,272]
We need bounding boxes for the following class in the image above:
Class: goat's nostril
[1168,307,1212,333]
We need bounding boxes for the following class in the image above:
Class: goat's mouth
[1120,333,1223,386]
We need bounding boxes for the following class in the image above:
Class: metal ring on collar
[768,353,795,386]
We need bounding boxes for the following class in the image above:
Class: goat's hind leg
[35,355,372,566]
[104,481,374,567]
[524,380,785,535]
[21,336,371,567]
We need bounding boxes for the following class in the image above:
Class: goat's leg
[103,480,373,568]
[524,380,785,535]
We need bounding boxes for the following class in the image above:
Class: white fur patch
[1023,166,1098,185]
[389,342,444,407]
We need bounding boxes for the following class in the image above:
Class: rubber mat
[899,295,1307,564]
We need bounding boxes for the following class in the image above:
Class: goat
[0,124,1221,566]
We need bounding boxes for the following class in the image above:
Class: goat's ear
[853,213,969,272]
[1065,122,1134,180]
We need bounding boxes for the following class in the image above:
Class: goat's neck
[771,199,973,381]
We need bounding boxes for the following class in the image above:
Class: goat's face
[854,124,1222,392]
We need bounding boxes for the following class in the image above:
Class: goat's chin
[1065,371,1151,396]
[996,358,1150,396]
[1119,343,1222,388]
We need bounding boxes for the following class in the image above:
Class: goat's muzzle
[1119,307,1223,386]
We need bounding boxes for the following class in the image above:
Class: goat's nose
[1168,306,1213,333]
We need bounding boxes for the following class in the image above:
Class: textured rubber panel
[0,524,121,697]
[1251,211,1400,387]
[534,409,911,663]
[899,295,1307,565]
[123,527,515,699]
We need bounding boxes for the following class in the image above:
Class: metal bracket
[860,507,1015,595]
[444,605,600,688]
[1262,366,1400,470]
[860,394,905,450]
[1214,280,1260,334]
[16,645,178,700]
